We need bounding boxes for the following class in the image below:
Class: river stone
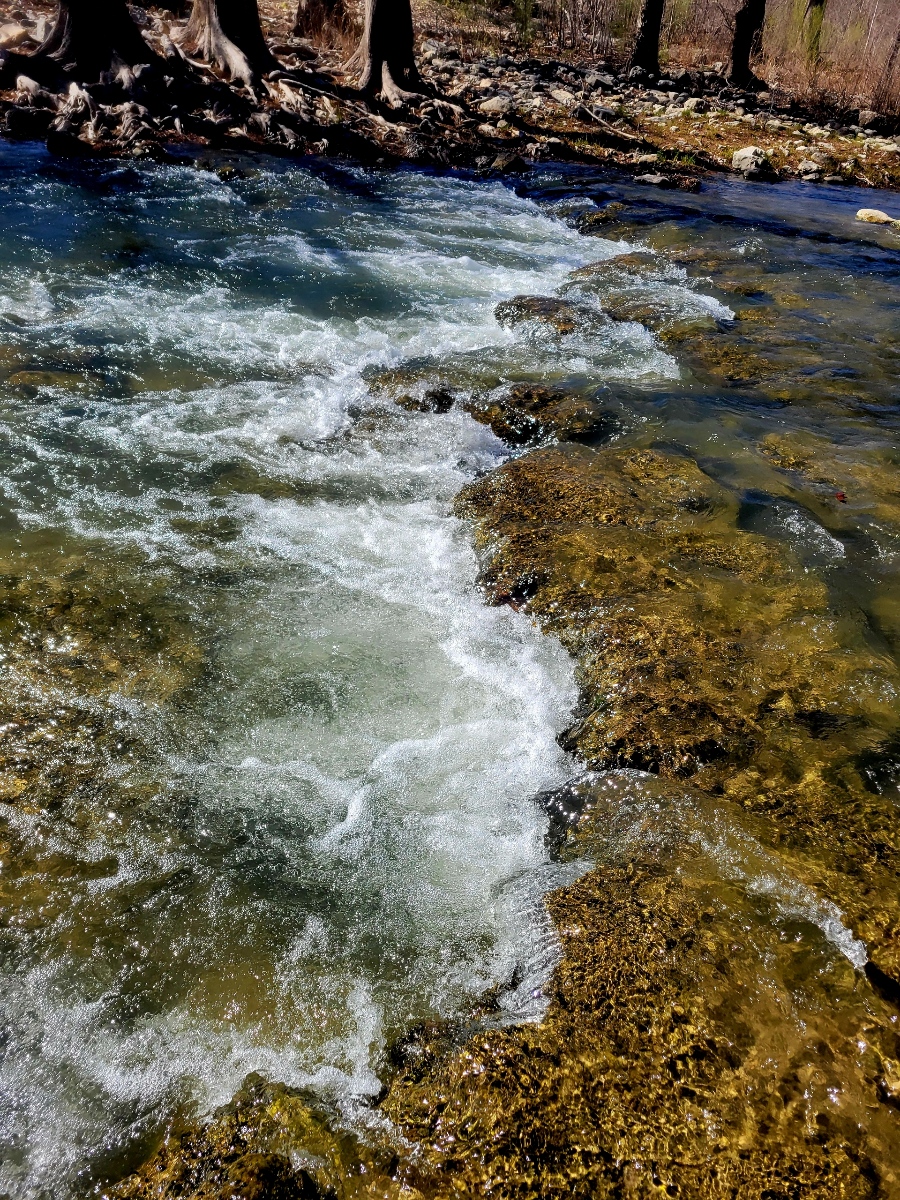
[491,151,528,172]
[494,295,593,334]
[567,251,660,282]
[5,106,53,138]
[479,94,512,116]
[395,388,454,413]
[576,202,627,233]
[111,1074,380,1198]
[857,207,900,226]
[0,21,33,48]
[732,145,771,176]
[464,383,618,445]
[588,103,618,121]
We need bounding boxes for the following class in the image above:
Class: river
[0,142,899,1196]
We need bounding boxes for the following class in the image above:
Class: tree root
[180,0,279,90]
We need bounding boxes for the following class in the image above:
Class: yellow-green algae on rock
[455,445,900,980]
[108,1074,425,1200]
[0,528,206,815]
[383,851,900,1198]
[0,529,209,1011]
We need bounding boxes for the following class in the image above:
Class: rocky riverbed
[102,168,900,1200]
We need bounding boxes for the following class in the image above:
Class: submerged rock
[455,443,900,983]
[107,1074,411,1200]
[575,201,627,231]
[395,388,455,413]
[0,534,205,816]
[494,294,599,335]
[384,844,900,1197]
[464,383,618,445]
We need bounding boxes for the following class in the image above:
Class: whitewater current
[0,143,893,1199]
[0,149,657,1198]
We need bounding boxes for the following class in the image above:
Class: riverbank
[2,3,900,191]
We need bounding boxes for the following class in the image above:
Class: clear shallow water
[2,143,900,1197]
[0,146,687,1199]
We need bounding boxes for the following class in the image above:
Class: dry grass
[665,0,900,115]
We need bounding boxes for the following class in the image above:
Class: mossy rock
[464,383,619,445]
[494,295,603,335]
[394,388,455,414]
[363,355,502,401]
[562,255,724,339]
[455,443,900,981]
[759,430,900,529]
[568,250,661,280]
[383,850,900,1198]
[0,532,206,818]
[108,1074,423,1200]
[575,202,628,232]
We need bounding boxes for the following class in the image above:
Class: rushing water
[0,145,607,1197]
[1,144,900,1196]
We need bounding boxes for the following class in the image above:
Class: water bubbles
[0,152,593,1198]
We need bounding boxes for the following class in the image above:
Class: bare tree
[347,0,423,103]
[727,0,767,87]
[629,0,665,76]
[873,23,900,111]
[181,0,277,87]
[804,0,826,66]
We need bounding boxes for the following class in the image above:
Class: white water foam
[0,160,686,1198]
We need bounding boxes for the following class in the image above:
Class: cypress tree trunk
[33,0,154,79]
[727,0,767,86]
[182,0,278,87]
[629,0,666,75]
[347,0,422,103]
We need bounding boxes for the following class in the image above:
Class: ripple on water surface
[6,147,900,1199]
[0,148,680,1198]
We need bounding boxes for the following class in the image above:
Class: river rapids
[1,144,900,1197]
